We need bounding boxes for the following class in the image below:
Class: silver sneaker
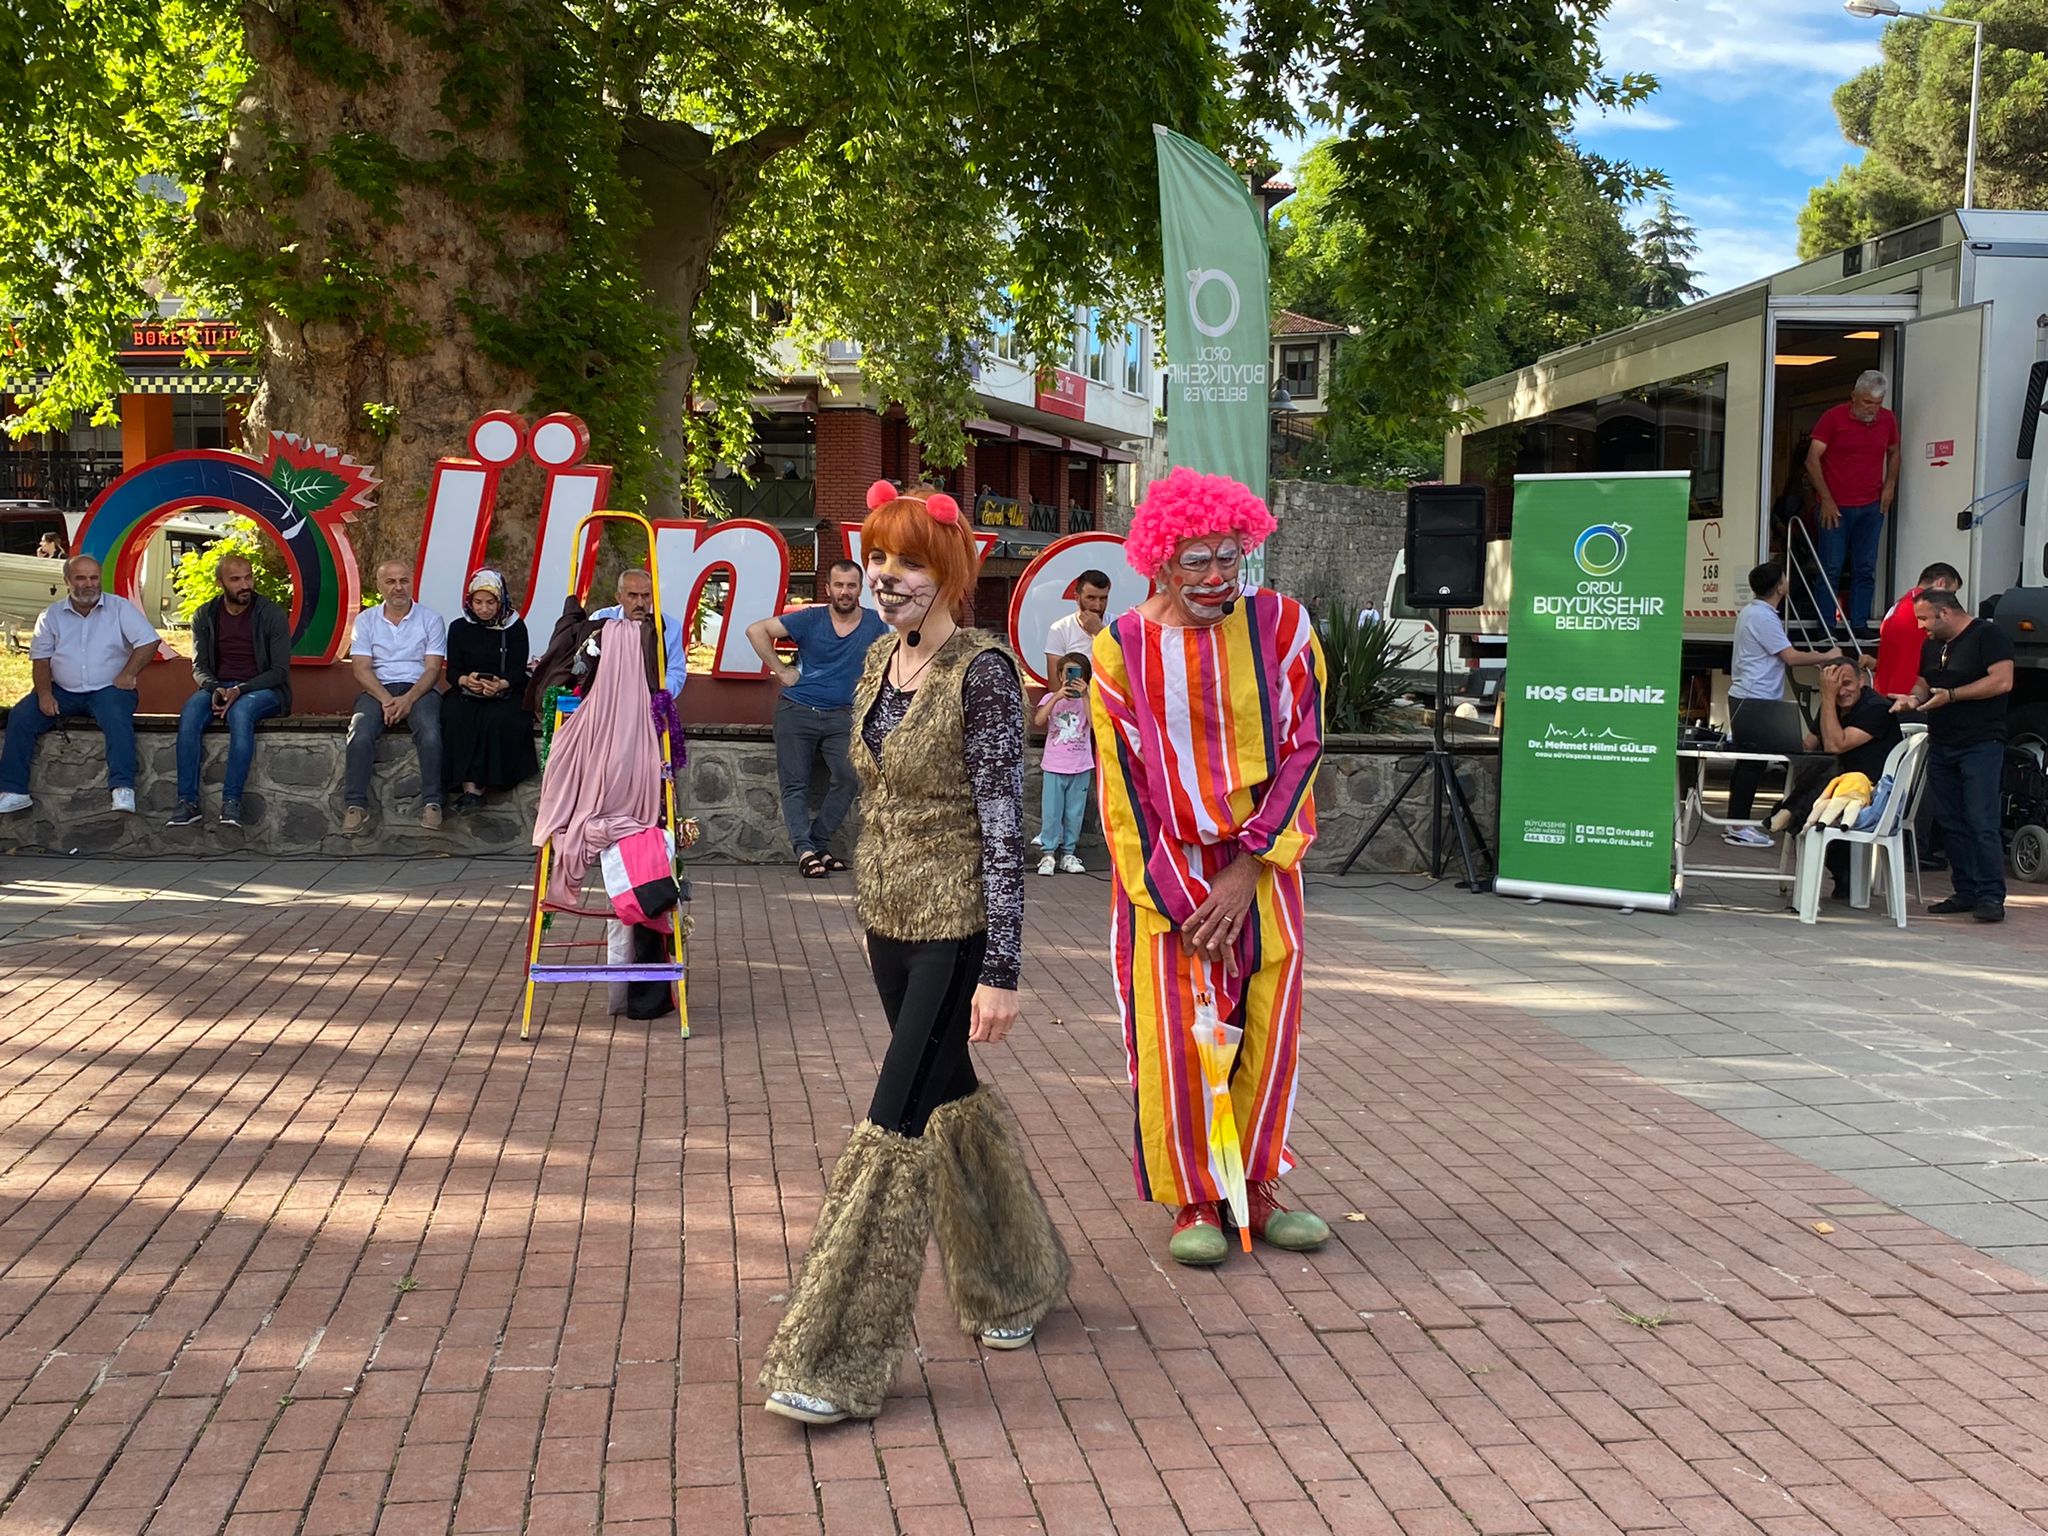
[764,1390,848,1425]
[980,1324,1036,1351]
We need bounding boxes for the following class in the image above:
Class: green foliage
[1313,606,1418,735]
[170,519,294,623]
[1798,0,2048,257]
[1251,0,1664,446]
[1275,132,1677,485]
[0,0,246,434]
[2,0,1669,526]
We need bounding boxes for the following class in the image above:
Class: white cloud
[1597,0,1880,80]
[1578,105,1683,133]
[1690,220,1800,297]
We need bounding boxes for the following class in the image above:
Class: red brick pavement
[1,861,2047,1535]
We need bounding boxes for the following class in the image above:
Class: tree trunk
[208,2,568,581]
[619,119,726,523]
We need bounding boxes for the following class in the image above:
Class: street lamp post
[1843,0,1985,210]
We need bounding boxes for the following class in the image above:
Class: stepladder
[519,510,690,1040]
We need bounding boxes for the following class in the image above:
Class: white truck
[1444,208,2048,751]
[0,503,225,641]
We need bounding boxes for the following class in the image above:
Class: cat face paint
[866,549,942,634]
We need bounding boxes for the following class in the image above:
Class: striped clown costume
[1089,469,1326,1215]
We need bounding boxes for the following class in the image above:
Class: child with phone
[1034,650,1095,874]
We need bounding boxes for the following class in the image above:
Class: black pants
[1929,740,2006,906]
[866,932,984,1137]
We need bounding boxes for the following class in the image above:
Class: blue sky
[1574,0,1885,294]
[1273,1,1887,298]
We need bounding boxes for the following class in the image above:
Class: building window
[987,311,1022,364]
[1279,343,1320,401]
[824,339,862,362]
[173,395,230,450]
[1122,323,1146,394]
[1460,365,1727,537]
[1082,309,1110,383]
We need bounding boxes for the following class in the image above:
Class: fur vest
[852,627,1015,940]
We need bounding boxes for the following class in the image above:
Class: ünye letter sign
[72,412,1132,680]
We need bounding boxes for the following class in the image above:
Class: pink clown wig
[1123,466,1277,580]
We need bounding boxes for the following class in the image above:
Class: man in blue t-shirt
[745,560,888,876]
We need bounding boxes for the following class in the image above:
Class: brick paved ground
[2,856,2047,1535]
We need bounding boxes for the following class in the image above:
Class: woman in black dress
[443,569,539,806]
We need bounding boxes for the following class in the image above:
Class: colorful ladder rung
[530,963,688,983]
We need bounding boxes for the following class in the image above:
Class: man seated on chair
[1764,661,1902,898]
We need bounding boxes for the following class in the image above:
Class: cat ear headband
[867,479,961,525]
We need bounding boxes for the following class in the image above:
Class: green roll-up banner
[1495,472,1690,912]
[1155,124,1271,525]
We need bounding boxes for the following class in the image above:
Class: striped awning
[119,371,254,394]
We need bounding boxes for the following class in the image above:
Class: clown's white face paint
[1163,536,1243,627]
[865,549,943,636]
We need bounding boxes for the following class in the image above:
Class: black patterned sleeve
[961,649,1026,991]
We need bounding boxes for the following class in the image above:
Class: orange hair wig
[860,484,982,617]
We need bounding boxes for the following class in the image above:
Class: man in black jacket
[169,554,293,827]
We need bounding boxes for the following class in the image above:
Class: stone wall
[1264,480,1407,621]
[0,719,1497,874]
[1112,457,1407,620]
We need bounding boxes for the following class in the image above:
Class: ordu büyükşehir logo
[1573,523,1630,578]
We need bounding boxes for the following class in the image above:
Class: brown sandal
[798,852,829,879]
[821,854,849,873]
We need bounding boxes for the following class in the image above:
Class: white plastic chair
[1793,728,1930,927]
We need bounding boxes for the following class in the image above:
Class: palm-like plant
[1313,606,1419,734]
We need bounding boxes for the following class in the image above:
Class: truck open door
[1894,304,1986,601]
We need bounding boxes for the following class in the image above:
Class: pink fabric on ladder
[532,619,662,907]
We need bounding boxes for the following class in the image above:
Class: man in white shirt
[343,559,448,833]
[1042,568,1112,686]
[590,569,687,695]
[0,557,160,815]
[1722,560,1842,847]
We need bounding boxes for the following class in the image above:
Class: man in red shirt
[1805,369,1901,634]
[1873,561,1961,698]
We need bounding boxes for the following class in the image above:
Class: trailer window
[1458,365,1726,537]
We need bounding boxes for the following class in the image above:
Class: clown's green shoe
[1168,1202,1229,1265]
[1248,1181,1329,1251]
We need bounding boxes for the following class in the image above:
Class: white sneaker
[0,792,30,814]
[1059,854,1086,875]
[1721,825,1772,848]
[1036,853,1056,876]
[110,789,136,814]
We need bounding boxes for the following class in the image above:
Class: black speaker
[1405,485,1487,609]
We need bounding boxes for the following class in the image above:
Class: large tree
[1274,136,1664,483]
[1798,0,2048,258]
[4,0,1642,566]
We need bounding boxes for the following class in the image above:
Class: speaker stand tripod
[1338,611,1495,890]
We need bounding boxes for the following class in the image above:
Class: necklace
[889,635,945,692]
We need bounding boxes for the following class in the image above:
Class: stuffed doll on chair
[1801,771,1874,831]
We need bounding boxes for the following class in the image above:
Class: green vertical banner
[1495,472,1689,912]
[1155,124,1272,548]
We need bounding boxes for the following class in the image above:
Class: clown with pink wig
[1089,467,1330,1266]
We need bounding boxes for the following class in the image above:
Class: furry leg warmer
[926,1087,1070,1335]
[759,1121,935,1419]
